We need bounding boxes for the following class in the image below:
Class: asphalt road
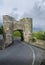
[0,39,45,65]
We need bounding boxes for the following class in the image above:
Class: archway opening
[13,30,24,41]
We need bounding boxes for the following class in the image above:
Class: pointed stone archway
[3,15,32,47]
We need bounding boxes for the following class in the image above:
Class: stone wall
[3,15,32,47]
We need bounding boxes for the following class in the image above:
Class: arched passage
[13,30,24,41]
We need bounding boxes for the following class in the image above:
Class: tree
[0,26,3,34]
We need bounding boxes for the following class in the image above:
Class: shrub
[13,31,21,37]
[0,26,3,34]
[32,32,45,40]
[32,37,37,42]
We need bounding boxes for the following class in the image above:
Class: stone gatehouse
[3,15,32,47]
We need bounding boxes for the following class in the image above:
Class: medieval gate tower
[3,15,32,47]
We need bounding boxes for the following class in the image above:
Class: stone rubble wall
[3,15,32,47]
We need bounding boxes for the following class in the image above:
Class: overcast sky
[0,0,45,30]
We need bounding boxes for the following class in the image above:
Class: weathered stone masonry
[3,15,32,47]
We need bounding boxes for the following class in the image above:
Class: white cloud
[0,0,45,19]
[0,0,36,17]
[9,8,24,20]
[32,0,45,18]
[0,0,45,31]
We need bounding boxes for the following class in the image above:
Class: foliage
[32,31,45,40]
[32,37,37,42]
[0,26,3,34]
[13,31,21,37]
[20,18,25,22]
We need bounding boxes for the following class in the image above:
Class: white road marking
[30,46,35,65]
[22,42,35,65]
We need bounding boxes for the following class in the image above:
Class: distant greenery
[32,31,45,40]
[13,31,45,40]
[0,26,3,34]
[13,31,21,37]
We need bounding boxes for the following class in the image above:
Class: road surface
[0,39,45,65]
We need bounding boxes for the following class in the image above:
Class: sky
[0,0,45,31]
